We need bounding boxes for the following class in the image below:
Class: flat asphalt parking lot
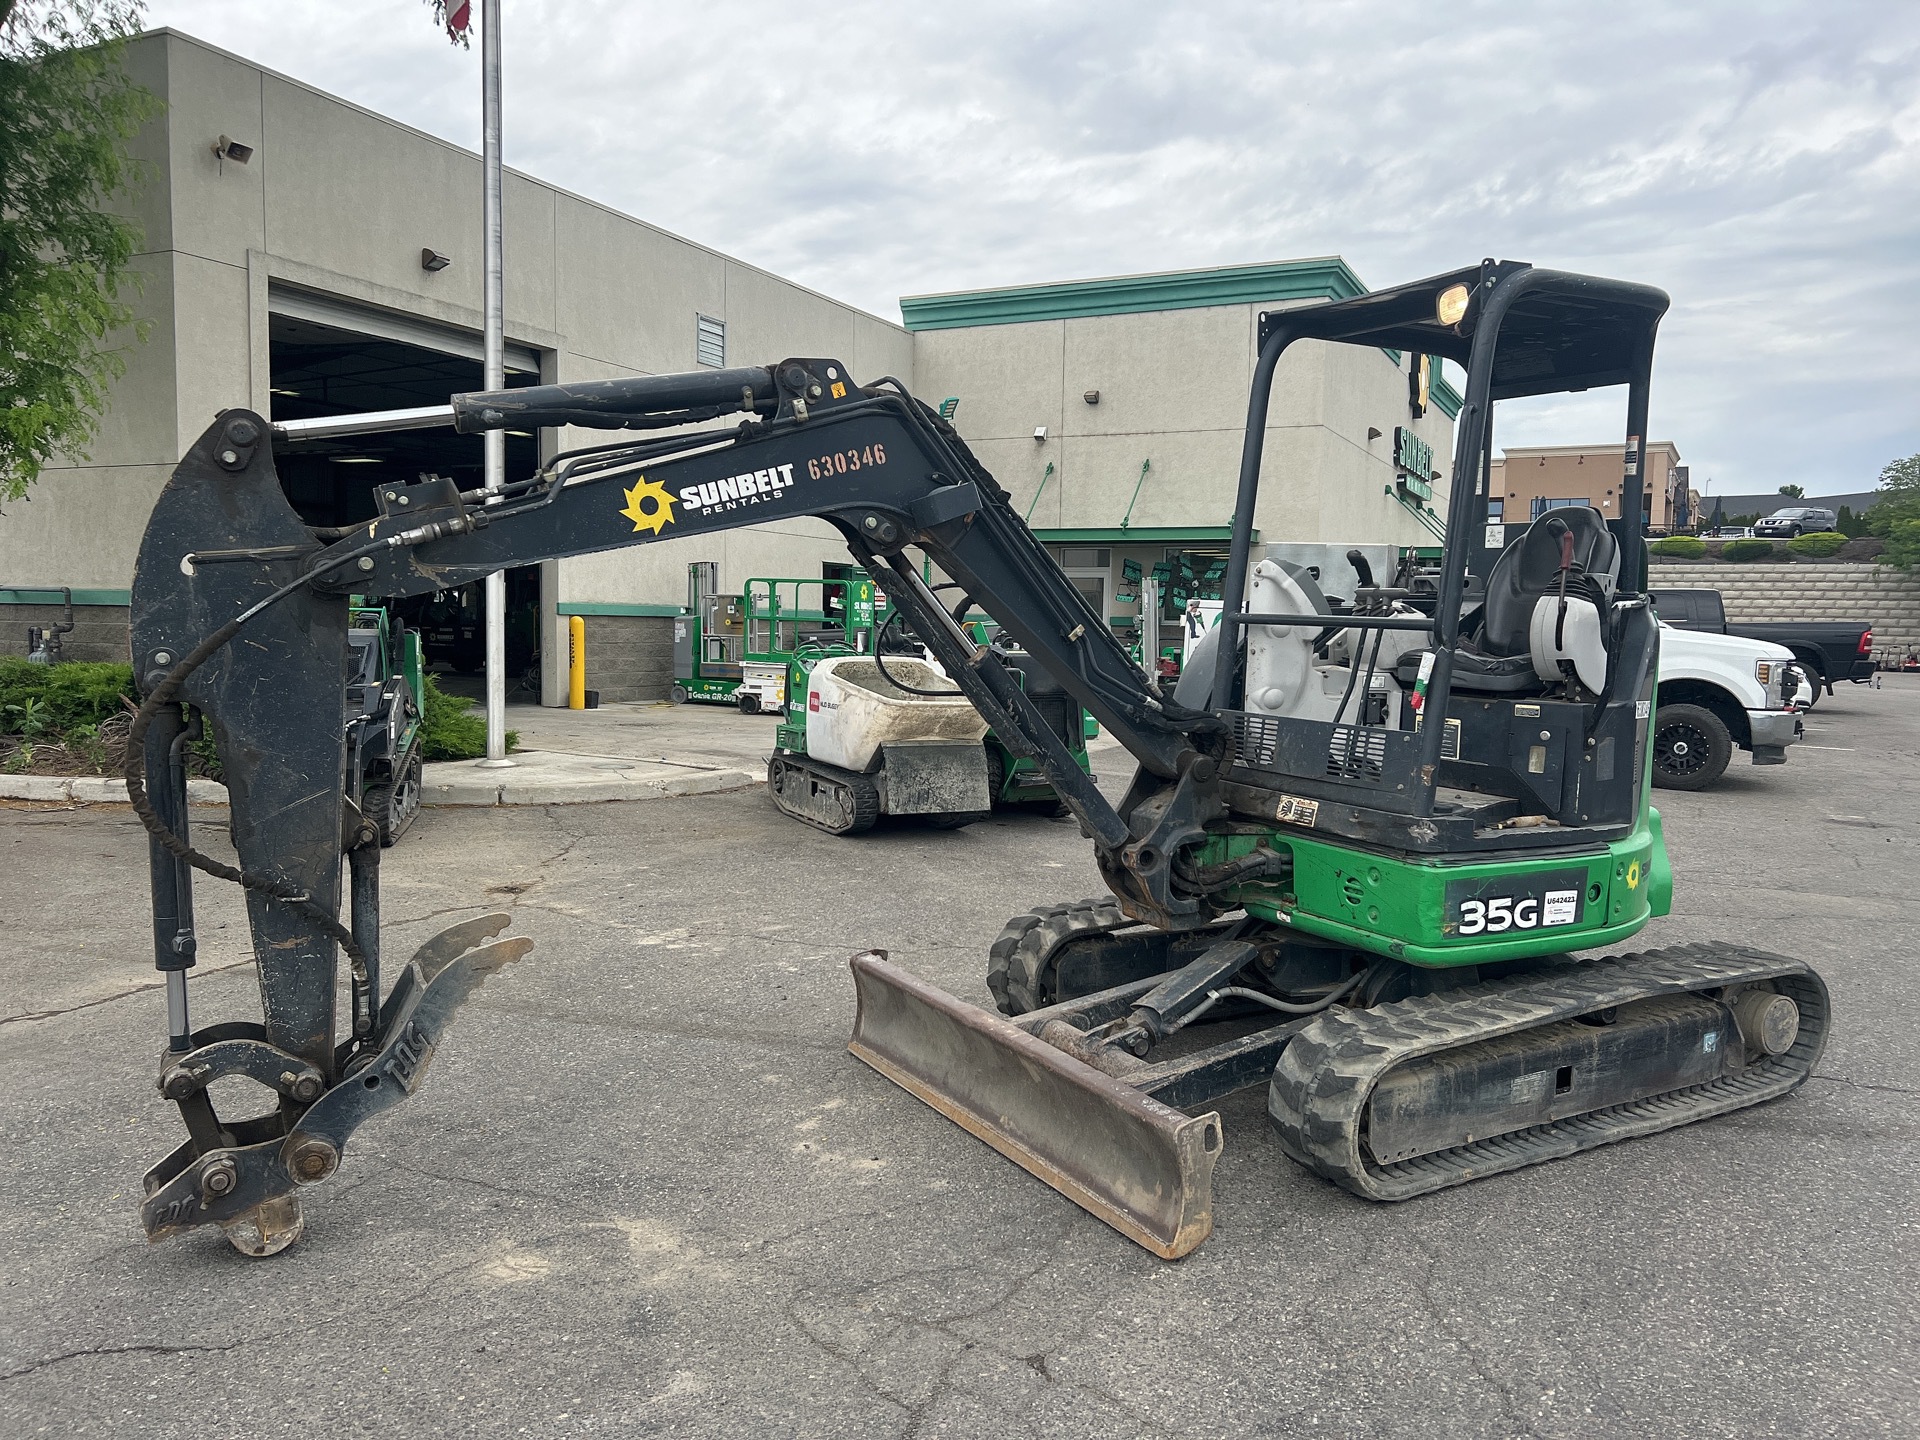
[3,680,1916,1439]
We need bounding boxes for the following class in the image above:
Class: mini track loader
[124,260,1824,1258]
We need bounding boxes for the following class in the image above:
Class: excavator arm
[125,356,1228,1251]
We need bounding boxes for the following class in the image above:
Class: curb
[1,768,762,808]
[0,775,229,805]
[424,765,763,807]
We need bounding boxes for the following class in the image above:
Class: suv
[1753,506,1837,538]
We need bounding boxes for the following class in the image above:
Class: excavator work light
[1436,283,1471,326]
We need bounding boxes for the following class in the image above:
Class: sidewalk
[0,697,1125,807]
[422,696,774,804]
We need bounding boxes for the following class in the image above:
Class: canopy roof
[1259,262,1671,401]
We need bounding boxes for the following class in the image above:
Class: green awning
[1033,527,1249,544]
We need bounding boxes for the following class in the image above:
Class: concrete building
[905,264,1459,663]
[2,29,1459,700]
[1490,441,1698,535]
[0,29,909,699]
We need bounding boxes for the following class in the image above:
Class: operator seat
[1396,506,1620,695]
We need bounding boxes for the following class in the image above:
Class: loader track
[768,754,881,835]
[1268,941,1829,1201]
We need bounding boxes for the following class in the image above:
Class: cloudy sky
[144,0,1919,500]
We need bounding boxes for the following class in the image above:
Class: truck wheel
[1651,704,1732,791]
[1799,661,1826,708]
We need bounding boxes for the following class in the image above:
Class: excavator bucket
[847,952,1221,1259]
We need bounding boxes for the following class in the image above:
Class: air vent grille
[1235,713,1282,768]
[695,313,726,368]
[1327,725,1387,782]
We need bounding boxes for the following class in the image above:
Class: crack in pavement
[1809,1073,1917,1097]
[1404,1233,1548,1440]
[770,1217,1169,1440]
[0,1340,243,1385]
[0,957,256,1028]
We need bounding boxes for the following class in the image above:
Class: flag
[425,0,472,47]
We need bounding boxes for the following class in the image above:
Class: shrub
[1881,517,1920,572]
[0,659,136,735]
[1721,538,1778,563]
[1785,530,1848,559]
[1648,536,1707,559]
[420,674,519,761]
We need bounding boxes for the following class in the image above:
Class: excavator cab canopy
[1208,261,1674,850]
[1258,261,1670,401]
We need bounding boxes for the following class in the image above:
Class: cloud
[144,0,1920,495]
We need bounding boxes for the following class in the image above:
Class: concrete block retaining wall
[1648,561,1920,662]
[0,604,132,664]
[582,614,675,703]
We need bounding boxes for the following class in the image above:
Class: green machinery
[671,564,878,713]
[672,562,1091,827]
[126,260,1828,1262]
[345,604,426,845]
[770,635,1093,833]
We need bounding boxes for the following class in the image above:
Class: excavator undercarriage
[123,260,1828,1259]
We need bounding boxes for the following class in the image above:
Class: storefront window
[1529,496,1589,520]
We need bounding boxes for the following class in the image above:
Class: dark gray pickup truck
[1648,587,1874,704]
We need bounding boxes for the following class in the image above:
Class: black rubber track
[986,897,1129,1015]
[767,755,881,835]
[1268,941,1829,1201]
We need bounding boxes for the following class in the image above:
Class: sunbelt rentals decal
[617,464,800,534]
[679,464,799,516]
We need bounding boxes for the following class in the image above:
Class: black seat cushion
[1394,648,1544,696]
[1481,507,1619,657]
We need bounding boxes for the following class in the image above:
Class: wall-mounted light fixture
[1083,390,1100,405]
[1366,426,1382,441]
[211,135,253,173]
[1033,425,1048,443]
[421,248,453,272]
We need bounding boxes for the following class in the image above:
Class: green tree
[0,0,158,501]
[1777,483,1805,499]
[1866,453,1920,570]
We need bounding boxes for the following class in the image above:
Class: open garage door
[268,288,546,696]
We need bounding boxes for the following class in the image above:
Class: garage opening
[268,302,546,695]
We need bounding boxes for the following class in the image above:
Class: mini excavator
[126,261,1826,1257]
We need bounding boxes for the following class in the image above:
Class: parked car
[1648,587,1874,705]
[1652,625,1805,790]
[1753,506,1838,538]
[1708,525,1755,539]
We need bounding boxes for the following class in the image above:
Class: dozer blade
[847,952,1221,1259]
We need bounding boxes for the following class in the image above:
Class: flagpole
[478,0,513,767]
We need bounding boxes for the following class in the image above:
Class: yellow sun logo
[1625,859,1643,890]
[619,475,677,535]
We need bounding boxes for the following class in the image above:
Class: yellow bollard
[568,614,586,709]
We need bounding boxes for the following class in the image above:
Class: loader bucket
[847,952,1221,1259]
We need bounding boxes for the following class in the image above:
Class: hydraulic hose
[1169,964,1381,1033]
[125,515,482,975]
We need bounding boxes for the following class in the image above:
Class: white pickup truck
[1652,624,1805,790]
